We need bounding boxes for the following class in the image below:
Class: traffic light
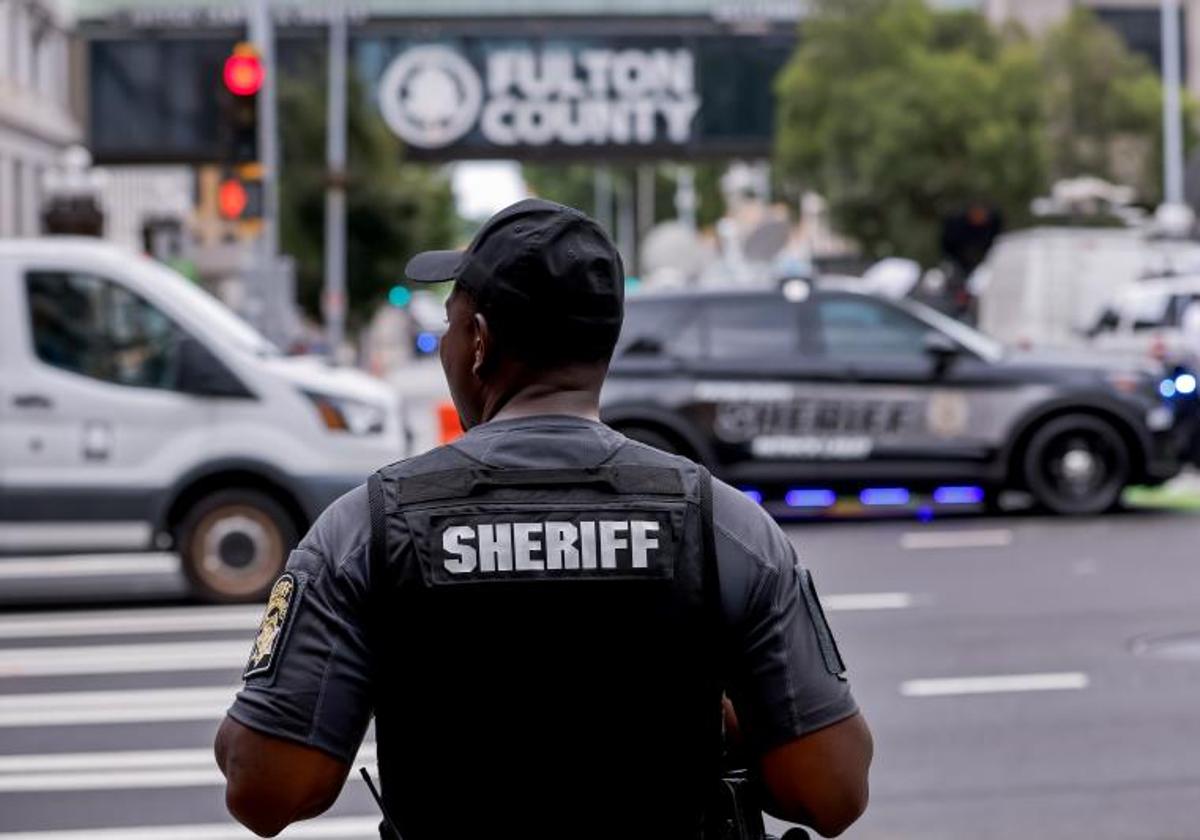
[217,163,264,221]
[219,42,261,163]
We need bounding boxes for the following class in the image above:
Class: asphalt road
[1,509,1198,839]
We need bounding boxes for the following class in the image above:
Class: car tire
[619,426,684,457]
[1022,414,1130,516]
[178,489,298,603]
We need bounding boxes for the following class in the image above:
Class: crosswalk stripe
[822,592,914,611]
[901,671,1089,697]
[0,745,377,775]
[0,745,378,792]
[0,686,236,727]
[0,640,247,678]
[0,606,260,640]
[0,816,381,839]
[0,554,178,579]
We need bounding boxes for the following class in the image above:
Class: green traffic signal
[388,285,412,307]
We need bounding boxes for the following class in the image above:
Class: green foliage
[774,1,1195,266]
[775,0,1044,266]
[277,73,456,328]
[1040,9,1195,204]
[522,162,727,231]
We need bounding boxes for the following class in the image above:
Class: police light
[1175,373,1197,395]
[933,486,985,505]
[388,285,412,308]
[860,488,910,506]
[740,488,764,505]
[224,44,264,97]
[1160,378,1178,399]
[415,332,439,354]
[785,489,836,508]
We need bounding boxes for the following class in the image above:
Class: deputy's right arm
[713,481,873,837]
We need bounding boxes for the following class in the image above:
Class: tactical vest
[366,441,724,840]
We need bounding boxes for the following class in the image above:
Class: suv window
[817,295,929,358]
[618,299,703,359]
[26,271,184,390]
[703,297,799,360]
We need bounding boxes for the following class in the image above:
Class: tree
[774,0,1045,266]
[522,162,728,230]
[277,71,456,328]
[1040,8,1195,205]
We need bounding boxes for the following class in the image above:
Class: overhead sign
[361,34,793,161]
[378,44,702,151]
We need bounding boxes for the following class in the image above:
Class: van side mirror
[923,331,960,374]
[176,336,253,398]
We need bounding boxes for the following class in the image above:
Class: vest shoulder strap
[367,472,388,584]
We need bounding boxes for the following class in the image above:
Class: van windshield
[134,257,280,357]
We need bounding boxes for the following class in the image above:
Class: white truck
[0,239,404,601]
[976,227,1200,350]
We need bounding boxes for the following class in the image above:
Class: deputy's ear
[471,311,492,378]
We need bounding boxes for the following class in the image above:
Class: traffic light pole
[324,6,348,362]
[249,0,279,260]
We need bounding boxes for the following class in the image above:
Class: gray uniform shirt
[229,415,858,763]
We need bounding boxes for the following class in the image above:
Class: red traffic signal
[217,178,248,219]
[223,44,264,97]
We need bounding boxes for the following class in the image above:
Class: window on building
[26,271,185,390]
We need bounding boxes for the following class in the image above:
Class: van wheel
[178,489,297,603]
[1023,415,1129,516]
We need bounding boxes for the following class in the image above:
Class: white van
[0,239,404,601]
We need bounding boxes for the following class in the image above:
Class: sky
[451,161,528,219]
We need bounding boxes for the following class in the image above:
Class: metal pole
[675,164,696,230]
[324,6,348,362]
[593,166,613,233]
[1162,0,1186,206]
[249,0,279,260]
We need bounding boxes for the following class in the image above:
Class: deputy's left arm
[215,717,350,837]
[214,488,376,837]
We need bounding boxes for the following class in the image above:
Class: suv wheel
[1023,415,1130,515]
[178,489,297,603]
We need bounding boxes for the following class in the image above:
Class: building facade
[0,0,79,238]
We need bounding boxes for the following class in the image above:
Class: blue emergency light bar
[932,485,985,505]
[740,488,764,504]
[859,487,910,506]
[785,489,837,508]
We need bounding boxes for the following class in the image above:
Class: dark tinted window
[704,296,799,359]
[817,295,929,358]
[26,271,183,389]
[618,298,702,359]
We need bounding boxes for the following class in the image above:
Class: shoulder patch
[244,573,299,679]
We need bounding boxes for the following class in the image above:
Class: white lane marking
[0,686,236,727]
[0,523,153,553]
[0,553,178,580]
[822,592,914,611]
[0,606,260,640]
[0,816,381,839]
[0,640,246,678]
[0,745,378,792]
[0,745,376,775]
[901,671,1089,697]
[900,529,1013,551]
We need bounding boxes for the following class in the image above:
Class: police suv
[0,239,403,601]
[601,284,1186,516]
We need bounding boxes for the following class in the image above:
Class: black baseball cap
[405,198,625,355]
